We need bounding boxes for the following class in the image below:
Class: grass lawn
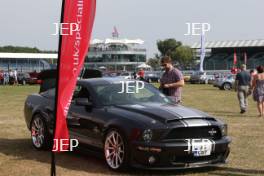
[0,84,264,176]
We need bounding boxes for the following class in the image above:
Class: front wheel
[222,83,232,90]
[30,114,51,150]
[104,129,129,171]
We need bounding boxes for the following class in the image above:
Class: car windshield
[94,81,172,106]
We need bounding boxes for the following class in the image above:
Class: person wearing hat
[234,64,251,114]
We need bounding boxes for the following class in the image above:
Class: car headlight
[221,124,228,136]
[142,129,153,142]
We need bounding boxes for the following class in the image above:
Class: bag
[162,88,170,96]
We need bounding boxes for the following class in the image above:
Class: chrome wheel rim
[224,83,230,90]
[31,117,45,148]
[104,131,125,169]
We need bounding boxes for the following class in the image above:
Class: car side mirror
[75,98,92,107]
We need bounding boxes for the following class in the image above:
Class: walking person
[251,66,264,117]
[9,70,14,85]
[160,56,184,104]
[234,64,251,114]
[3,71,9,85]
[137,68,145,81]
[14,69,18,85]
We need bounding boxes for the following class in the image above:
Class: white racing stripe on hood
[182,119,211,127]
[129,104,146,109]
[162,105,208,118]
[160,105,211,127]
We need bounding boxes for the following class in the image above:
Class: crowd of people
[234,64,264,117]
[0,69,18,85]
[2,59,264,117]
[156,56,264,118]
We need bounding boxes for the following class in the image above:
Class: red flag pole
[244,52,247,65]
[51,0,65,175]
[50,0,96,175]
[233,48,237,67]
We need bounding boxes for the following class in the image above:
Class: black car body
[24,77,231,170]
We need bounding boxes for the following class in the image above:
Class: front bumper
[130,137,231,170]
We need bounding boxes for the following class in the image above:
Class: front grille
[165,126,221,140]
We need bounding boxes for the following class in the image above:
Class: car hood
[114,103,211,124]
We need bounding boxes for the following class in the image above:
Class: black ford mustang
[24,77,231,171]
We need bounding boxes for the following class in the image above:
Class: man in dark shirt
[235,64,251,113]
[160,56,184,103]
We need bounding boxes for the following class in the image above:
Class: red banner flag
[233,49,237,66]
[53,0,96,152]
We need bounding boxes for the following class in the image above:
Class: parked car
[24,77,231,171]
[213,74,235,90]
[117,72,133,79]
[102,72,120,78]
[144,71,161,83]
[17,72,31,85]
[0,71,3,84]
[28,71,41,84]
[182,71,194,82]
[190,71,215,84]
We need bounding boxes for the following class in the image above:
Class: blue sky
[1,0,263,57]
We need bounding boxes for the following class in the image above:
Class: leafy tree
[0,45,56,53]
[157,39,182,56]
[156,39,194,69]
[147,58,160,70]
[172,45,194,68]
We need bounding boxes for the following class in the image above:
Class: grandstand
[0,53,56,72]
[191,39,264,70]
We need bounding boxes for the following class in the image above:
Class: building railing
[88,47,146,53]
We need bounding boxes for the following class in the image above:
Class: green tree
[172,45,194,68]
[147,58,160,70]
[157,39,182,56]
[0,45,56,53]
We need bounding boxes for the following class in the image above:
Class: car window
[94,82,171,106]
[73,85,92,102]
[121,73,129,76]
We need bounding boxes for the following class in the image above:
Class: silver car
[190,71,215,84]
[213,74,235,90]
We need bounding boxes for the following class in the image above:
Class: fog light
[148,156,156,164]
[142,129,153,142]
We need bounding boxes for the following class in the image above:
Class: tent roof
[191,39,264,49]
[137,63,151,68]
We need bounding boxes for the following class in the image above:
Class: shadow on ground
[0,138,263,176]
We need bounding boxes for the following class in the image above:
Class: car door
[67,84,102,148]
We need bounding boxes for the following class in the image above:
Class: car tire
[104,129,129,171]
[222,83,232,90]
[30,114,51,150]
